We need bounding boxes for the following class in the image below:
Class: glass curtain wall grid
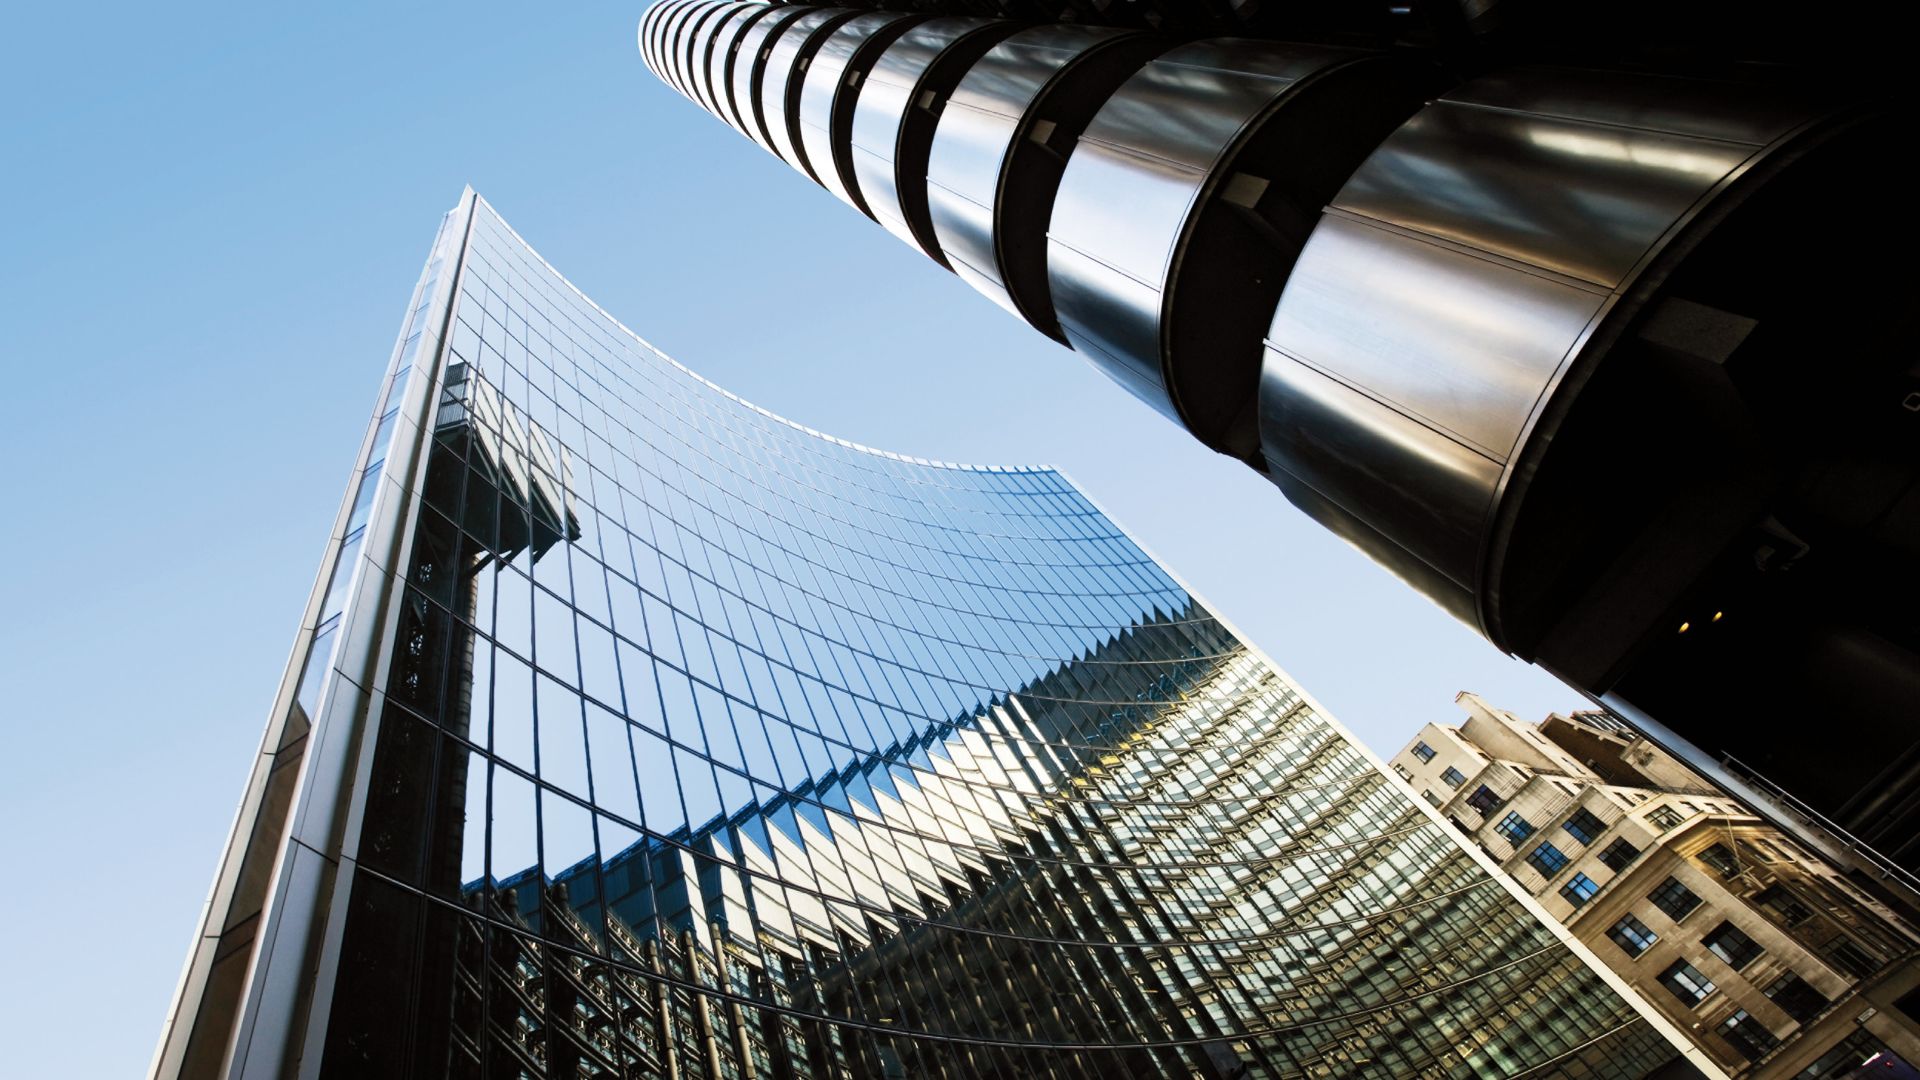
[152,192,1710,1080]
[636,0,1919,878]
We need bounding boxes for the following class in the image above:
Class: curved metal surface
[1256,66,1823,637]
[696,3,763,124]
[926,25,1162,340]
[798,12,924,206]
[755,8,859,173]
[714,3,786,134]
[850,17,1016,265]
[658,0,714,100]
[640,0,689,90]
[731,5,815,150]
[677,0,739,115]
[1048,41,1435,454]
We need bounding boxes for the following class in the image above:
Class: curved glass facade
[154,193,1700,1079]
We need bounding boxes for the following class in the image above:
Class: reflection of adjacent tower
[639,0,1915,874]
[357,360,585,1077]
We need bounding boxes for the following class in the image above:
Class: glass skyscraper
[152,192,1707,1079]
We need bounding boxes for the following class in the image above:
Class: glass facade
[154,193,1695,1079]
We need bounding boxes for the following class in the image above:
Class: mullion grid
[318,203,1663,1079]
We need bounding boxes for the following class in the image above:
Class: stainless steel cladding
[678,1,738,115]
[712,4,783,133]
[755,7,858,178]
[849,18,1019,264]
[1256,68,1823,640]
[926,26,1166,340]
[798,13,923,212]
[660,0,719,99]
[1048,41,1439,456]
[696,4,764,127]
[730,5,811,149]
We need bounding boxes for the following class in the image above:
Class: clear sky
[0,3,1590,1074]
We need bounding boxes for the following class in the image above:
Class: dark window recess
[1527,842,1570,876]
[1560,873,1600,907]
[1765,973,1829,1024]
[1717,1010,1780,1062]
[1755,885,1814,928]
[1697,842,1740,876]
[1648,806,1684,830]
[1440,766,1466,789]
[1826,937,1880,979]
[1598,838,1642,873]
[1648,877,1702,921]
[1788,1031,1894,1079]
[1495,811,1535,843]
[1657,959,1716,1006]
[1702,922,1764,971]
[1608,915,1657,957]
[1562,807,1606,846]
[1412,741,1436,763]
[1897,984,1920,1026]
[1466,785,1504,815]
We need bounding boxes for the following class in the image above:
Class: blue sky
[0,3,1588,1073]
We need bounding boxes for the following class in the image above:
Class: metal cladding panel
[799,13,921,209]
[1259,214,1605,590]
[927,25,1137,331]
[678,1,738,115]
[1452,65,1818,147]
[700,5,764,128]
[660,0,713,99]
[1047,41,1365,421]
[757,8,856,175]
[715,4,784,134]
[849,18,1009,264]
[1257,67,1825,633]
[1337,103,1761,289]
[640,0,688,87]
[732,6,813,150]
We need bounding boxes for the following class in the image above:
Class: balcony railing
[1721,755,1920,897]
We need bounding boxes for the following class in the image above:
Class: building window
[1394,763,1413,781]
[1598,838,1642,873]
[1422,789,1441,808]
[1495,812,1535,843]
[1560,873,1601,907]
[1697,842,1740,877]
[1657,959,1716,1006]
[1647,806,1684,831]
[1789,1031,1894,1080]
[1440,766,1466,789]
[1412,741,1436,763]
[1703,922,1765,970]
[1527,842,1570,877]
[1764,972,1828,1023]
[1826,937,1880,979]
[1608,915,1658,958]
[1717,1010,1780,1062]
[1466,784,1504,815]
[1562,807,1606,846]
[1754,885,1814,928]
[1648,877,1702,921]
